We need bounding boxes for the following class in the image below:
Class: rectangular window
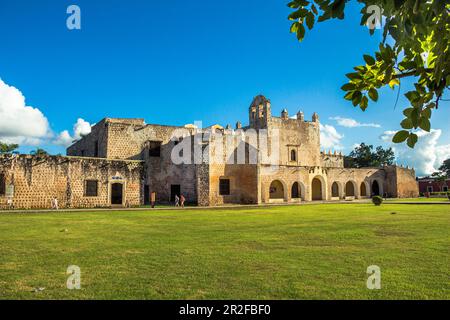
[0,174,5,196]
[219,179,230,196]
[427,186,433,193]
[85,180,98,197]
[443,186,448,192]
[149,141,162,157]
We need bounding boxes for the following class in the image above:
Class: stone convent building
[0,95,419,209]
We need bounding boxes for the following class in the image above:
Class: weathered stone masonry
[0,155,143,209]
[0,95,419,209]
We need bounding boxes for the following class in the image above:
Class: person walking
[180,194,185,208]
[51,197,59,210]
[151,191,156,208]
[174,194,180,207]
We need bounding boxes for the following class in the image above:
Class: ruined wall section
[136,124,198,204]
[384,166,419,198]
[321,152,344,168]
[67,119,108,158]
[0,155,143,209]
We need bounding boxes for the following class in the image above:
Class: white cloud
[0,78,92,149]
[73,118,92,139]
[320,124,344,150]
[0,79,50,145]
[330,116,381,128]
[380,129,450,176]
[54,130,73,147]
[53,119,92,147]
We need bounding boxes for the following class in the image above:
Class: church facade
[0,96,419,209]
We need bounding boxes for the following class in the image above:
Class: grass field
[385,197,450,203]
[0,204,449,300]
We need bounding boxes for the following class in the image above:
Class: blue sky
[0,0,449,175]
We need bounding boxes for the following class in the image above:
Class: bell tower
[249,95,271,129]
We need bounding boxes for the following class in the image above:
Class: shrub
[372,196,383,206]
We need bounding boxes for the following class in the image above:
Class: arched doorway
[360,183,367,197]
[372,180,380,196]
[331,182,340,198]
[345,181,355,197]
[269,180,284,200]
[311,178,323,200]
[111,183,124,205]
[291,182,300,199]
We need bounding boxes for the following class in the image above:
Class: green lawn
[0,204,449,300]
[385,197,450,203]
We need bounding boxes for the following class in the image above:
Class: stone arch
[269,180,287,201]
[345,181,356,197]
[360,182,368,197]
[311,176,326,201]
[291,182,300,199]
[331,182,340,198]
[371,180,382,196]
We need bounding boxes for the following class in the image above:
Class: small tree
[372,195,383,206]
[346,143,395,168]
[0,142,19,154]
[30,148,49,156]
[432,158,449,193]
[438,158,450,177]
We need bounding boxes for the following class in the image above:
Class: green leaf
[341,83,355,91]
[352,91,362,106]
[403,108,414,117]
[363,54,375,66]
[368,88,379,102]
[346,72,362,80]
[360,96,368,111]
[410,108,420,128]
[400,118,413,129]
[305,12,315,30]
[405,91,420,103]
[296,23,306,41]
[290,22,300,33]
[407,133,418,148]
[344,91,353,100]
[419,117,431,132]
[422,108,432,119]
[392,130,410,143]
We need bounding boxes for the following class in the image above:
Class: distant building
[0,95,419,209]
[418,177,450,194]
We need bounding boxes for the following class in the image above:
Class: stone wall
[269,117,322,167]
[388,166,419,198]
[0,155,143,209]
[67,119,108,158]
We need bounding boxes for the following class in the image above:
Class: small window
[290,150,297,162]
[219,179,230,196]
[427,186,433,193]
[85,180,98,197]
[149,141,162,157]
[0,174,5,196]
